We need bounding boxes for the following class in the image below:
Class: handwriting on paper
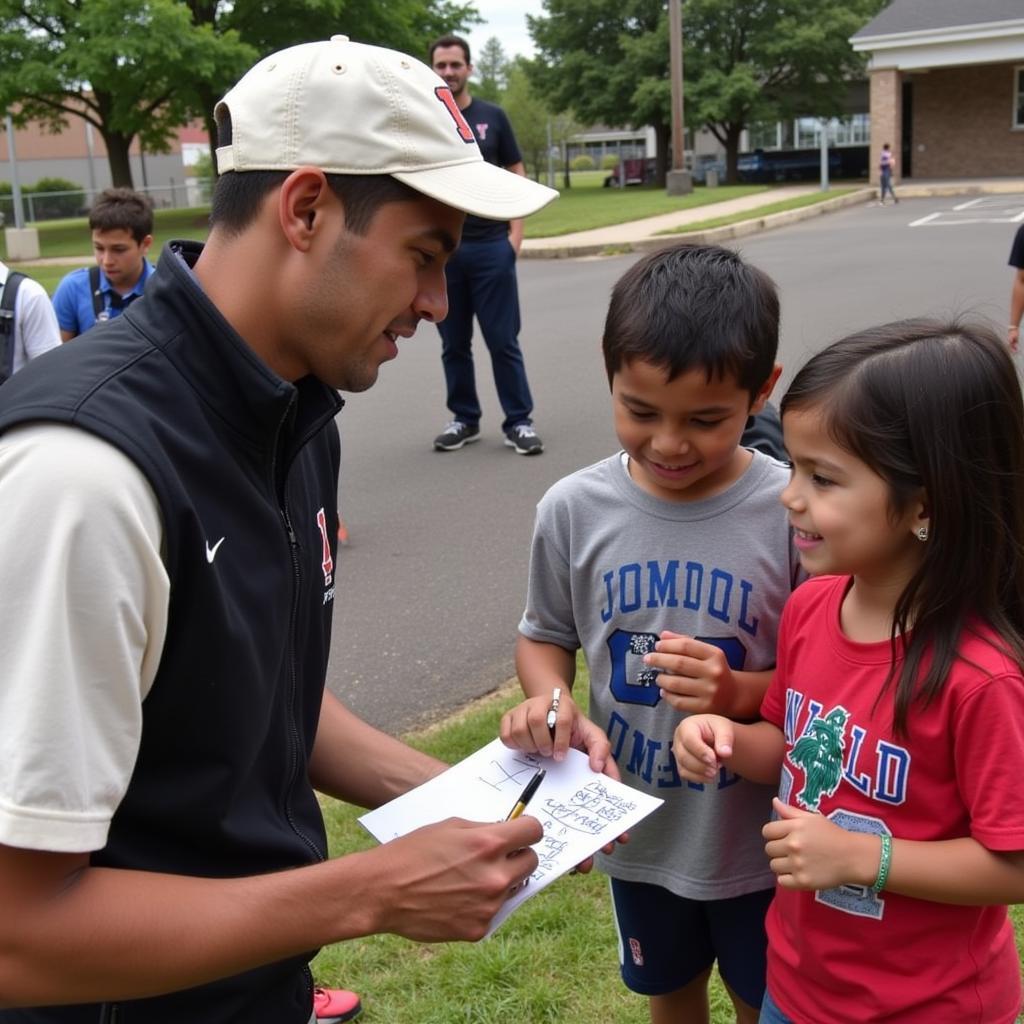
[359,738,663,935]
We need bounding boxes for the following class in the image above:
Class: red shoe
[313,986,362,1023]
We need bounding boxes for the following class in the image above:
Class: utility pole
[666,0,693,195]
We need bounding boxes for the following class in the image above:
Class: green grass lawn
[311,667,1024,1023]
[525,177,770,238]
[3,176,780,273]
[1,205,211,262]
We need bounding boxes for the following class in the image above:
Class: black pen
[505,767,546,821]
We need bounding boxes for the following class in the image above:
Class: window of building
[795,115,870,149]
[1015,66,1024,129]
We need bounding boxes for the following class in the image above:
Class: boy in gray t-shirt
[501,244,802,1024]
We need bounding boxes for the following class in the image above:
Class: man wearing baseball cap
[0,37,555,1024]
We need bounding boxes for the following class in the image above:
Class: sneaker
[313,986,362,1023]
[433,420,480,451]
[504,423,544,455]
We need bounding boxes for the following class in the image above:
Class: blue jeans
[879,167,896,201]
[437,236,533,432]
[759,990,795,1024]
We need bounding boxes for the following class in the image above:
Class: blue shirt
[52,260,156,336]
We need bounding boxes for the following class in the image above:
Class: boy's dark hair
[209,170,423,237]
[428,34,471,65]
[88,188,154,243]
[781,317,1024,735]
[602,243,779,401]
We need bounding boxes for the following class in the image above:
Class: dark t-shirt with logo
[460,96,523,242]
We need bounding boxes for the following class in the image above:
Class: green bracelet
[872,834,892,893]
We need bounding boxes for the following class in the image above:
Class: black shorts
[609,877,773,1008]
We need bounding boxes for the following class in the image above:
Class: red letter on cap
[435,87,475,144]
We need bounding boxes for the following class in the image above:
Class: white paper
[359,738,663,935]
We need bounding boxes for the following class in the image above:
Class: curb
[519,187,875,260]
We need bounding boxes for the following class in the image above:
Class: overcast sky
[462,0,545,62]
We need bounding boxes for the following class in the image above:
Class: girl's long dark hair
[781,318,1024,735]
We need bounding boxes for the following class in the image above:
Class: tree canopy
[472,36,510,103]
[528,0,885,183]
[0,0,480,189]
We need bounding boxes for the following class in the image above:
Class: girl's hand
[672,714,734,782]
[762,797,877,891]
[649,630,736,714]
[499,692,616,776]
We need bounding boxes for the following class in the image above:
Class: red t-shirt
[761,575,1024,1023]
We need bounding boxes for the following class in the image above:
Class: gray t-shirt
[519,450,802,899]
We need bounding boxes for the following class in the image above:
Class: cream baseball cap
[214,35,557,221]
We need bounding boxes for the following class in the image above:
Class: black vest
[0,243,344,1024]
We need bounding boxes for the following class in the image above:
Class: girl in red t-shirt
[674,318,1024,1023]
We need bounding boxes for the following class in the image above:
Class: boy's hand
[762,798,877,892]
[647,630,736,714]
[672,713,734,782]
[499,692,617,776]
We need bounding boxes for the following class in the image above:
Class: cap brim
[392,160,558,221]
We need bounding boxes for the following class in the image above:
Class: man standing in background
[1007,222,1024,352]
[429,34,544,455]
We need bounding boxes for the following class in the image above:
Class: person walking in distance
[878,143,898,206]
[429,34,544,455]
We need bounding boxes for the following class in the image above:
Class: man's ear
[277,167,335,253]
[139,234,154,257]
[749,363,782,415]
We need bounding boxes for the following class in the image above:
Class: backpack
[0,269,26,384]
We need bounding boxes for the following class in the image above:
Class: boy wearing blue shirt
[52,187,155,339]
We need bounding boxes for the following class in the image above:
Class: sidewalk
[520,175,1024,260]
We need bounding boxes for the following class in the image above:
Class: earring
[915,527,928,542]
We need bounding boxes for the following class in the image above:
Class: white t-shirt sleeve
[13,276,61,372]
[0,424,169,852]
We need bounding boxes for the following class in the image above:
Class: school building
[851,0,1024,183]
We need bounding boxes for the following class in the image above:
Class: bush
[570,154,595,171]
[600,154,620,170]
[0,177,87,220]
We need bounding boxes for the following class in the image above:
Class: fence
[0,178,213,225]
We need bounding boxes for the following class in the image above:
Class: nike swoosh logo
[205,537,226,563]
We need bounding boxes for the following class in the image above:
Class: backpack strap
[0,269,26,383]
[89,264,104,319]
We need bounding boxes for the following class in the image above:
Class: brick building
[852,0,1024,184]
[1,111,207,209]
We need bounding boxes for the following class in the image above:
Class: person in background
[878,143,898,206]
[429,34,544,456]
[1006,222,1024,352]
[51,187,155,339]
[0,260,60,382]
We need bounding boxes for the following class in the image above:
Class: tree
[183,0,483,179]
[683,0,886,181]
[528,0,885,184]
[502,62,549,181]
[0,0,252,188]
[473,36,509,103]
[0,0,481,190]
